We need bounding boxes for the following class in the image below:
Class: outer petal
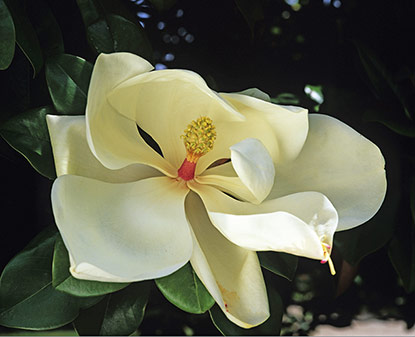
[189,182,338,260]
[51,175,192,282]
[86,53,175,176]
[220,92,309,164]
[47,115,161,182]
[268,114,387,231]
[106,69,246,170]
[230,138,275,203]
[186,192,269,328]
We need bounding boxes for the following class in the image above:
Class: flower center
[320,242,336,275]
[177,116,216,181]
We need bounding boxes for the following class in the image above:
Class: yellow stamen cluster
[181,116,216,162]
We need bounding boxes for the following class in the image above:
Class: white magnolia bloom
[47,52,386,328]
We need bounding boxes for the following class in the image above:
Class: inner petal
[106,69,245,170]
[86,53,175,176]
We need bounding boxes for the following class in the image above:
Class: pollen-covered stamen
[320,242,336,276]
[178,116,216,181]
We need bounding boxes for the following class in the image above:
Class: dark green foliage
[76,0,153,61]
[0,106,56,179]
[74,282,151,336]
[0,228,100,330]
[258,251,298,281]
[3,0,43,77]
[0,0,15,70]
[45,53,93,115]
[155,263,215,314]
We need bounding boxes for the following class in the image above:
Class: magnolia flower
[46,52,386,328]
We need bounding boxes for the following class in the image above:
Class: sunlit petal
[268,114,387,231]
[52,175,192,282]
[236,88,271,102]
[196,174,257,204]
[47,115,161,182]
[186,192,269,328]
[230,138,275,203]
[196,161,257,203]
[189,182,338,260]
[107,69,245,170]
[220,92,309,164]
[86,53,175,176]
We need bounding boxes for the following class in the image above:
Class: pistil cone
[178,154,199,181]
[177,116,216,181]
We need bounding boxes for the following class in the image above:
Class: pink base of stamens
[178,158,197,181]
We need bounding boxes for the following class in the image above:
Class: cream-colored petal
[186,192,269,328]
[196,161,258,204]
[196,111,279,175]
[195,138,276,204]
[236,88,271,102]
[51,175,192,282]
[189,183,338,260]
[220,93,309,164]
[230,138,275,203]
[86,53,175,176]
[268,114,387,231]
[47,115,161,182]
[107,69,245,170]
[195,175,257,204]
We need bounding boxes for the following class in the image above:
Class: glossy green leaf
[258,251,298,281]
[3,0,43,77]
[0,106,56,179]
[73,282,151,336]
[155,263,215,314]
[87,14,153,61]
[45,53,93,115]
[108,15,153,61]
[147,0,177,11]
[388,176,415,293]
[76,0,101,26]
[271,92,300,105]
[0,0,15,70]
[52,235,129,297]
[86,19,113,53]
[209,285,283,336]
[0,227,81,330]
[76,0,153,61]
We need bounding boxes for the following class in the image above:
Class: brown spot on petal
[217,282,240,313]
